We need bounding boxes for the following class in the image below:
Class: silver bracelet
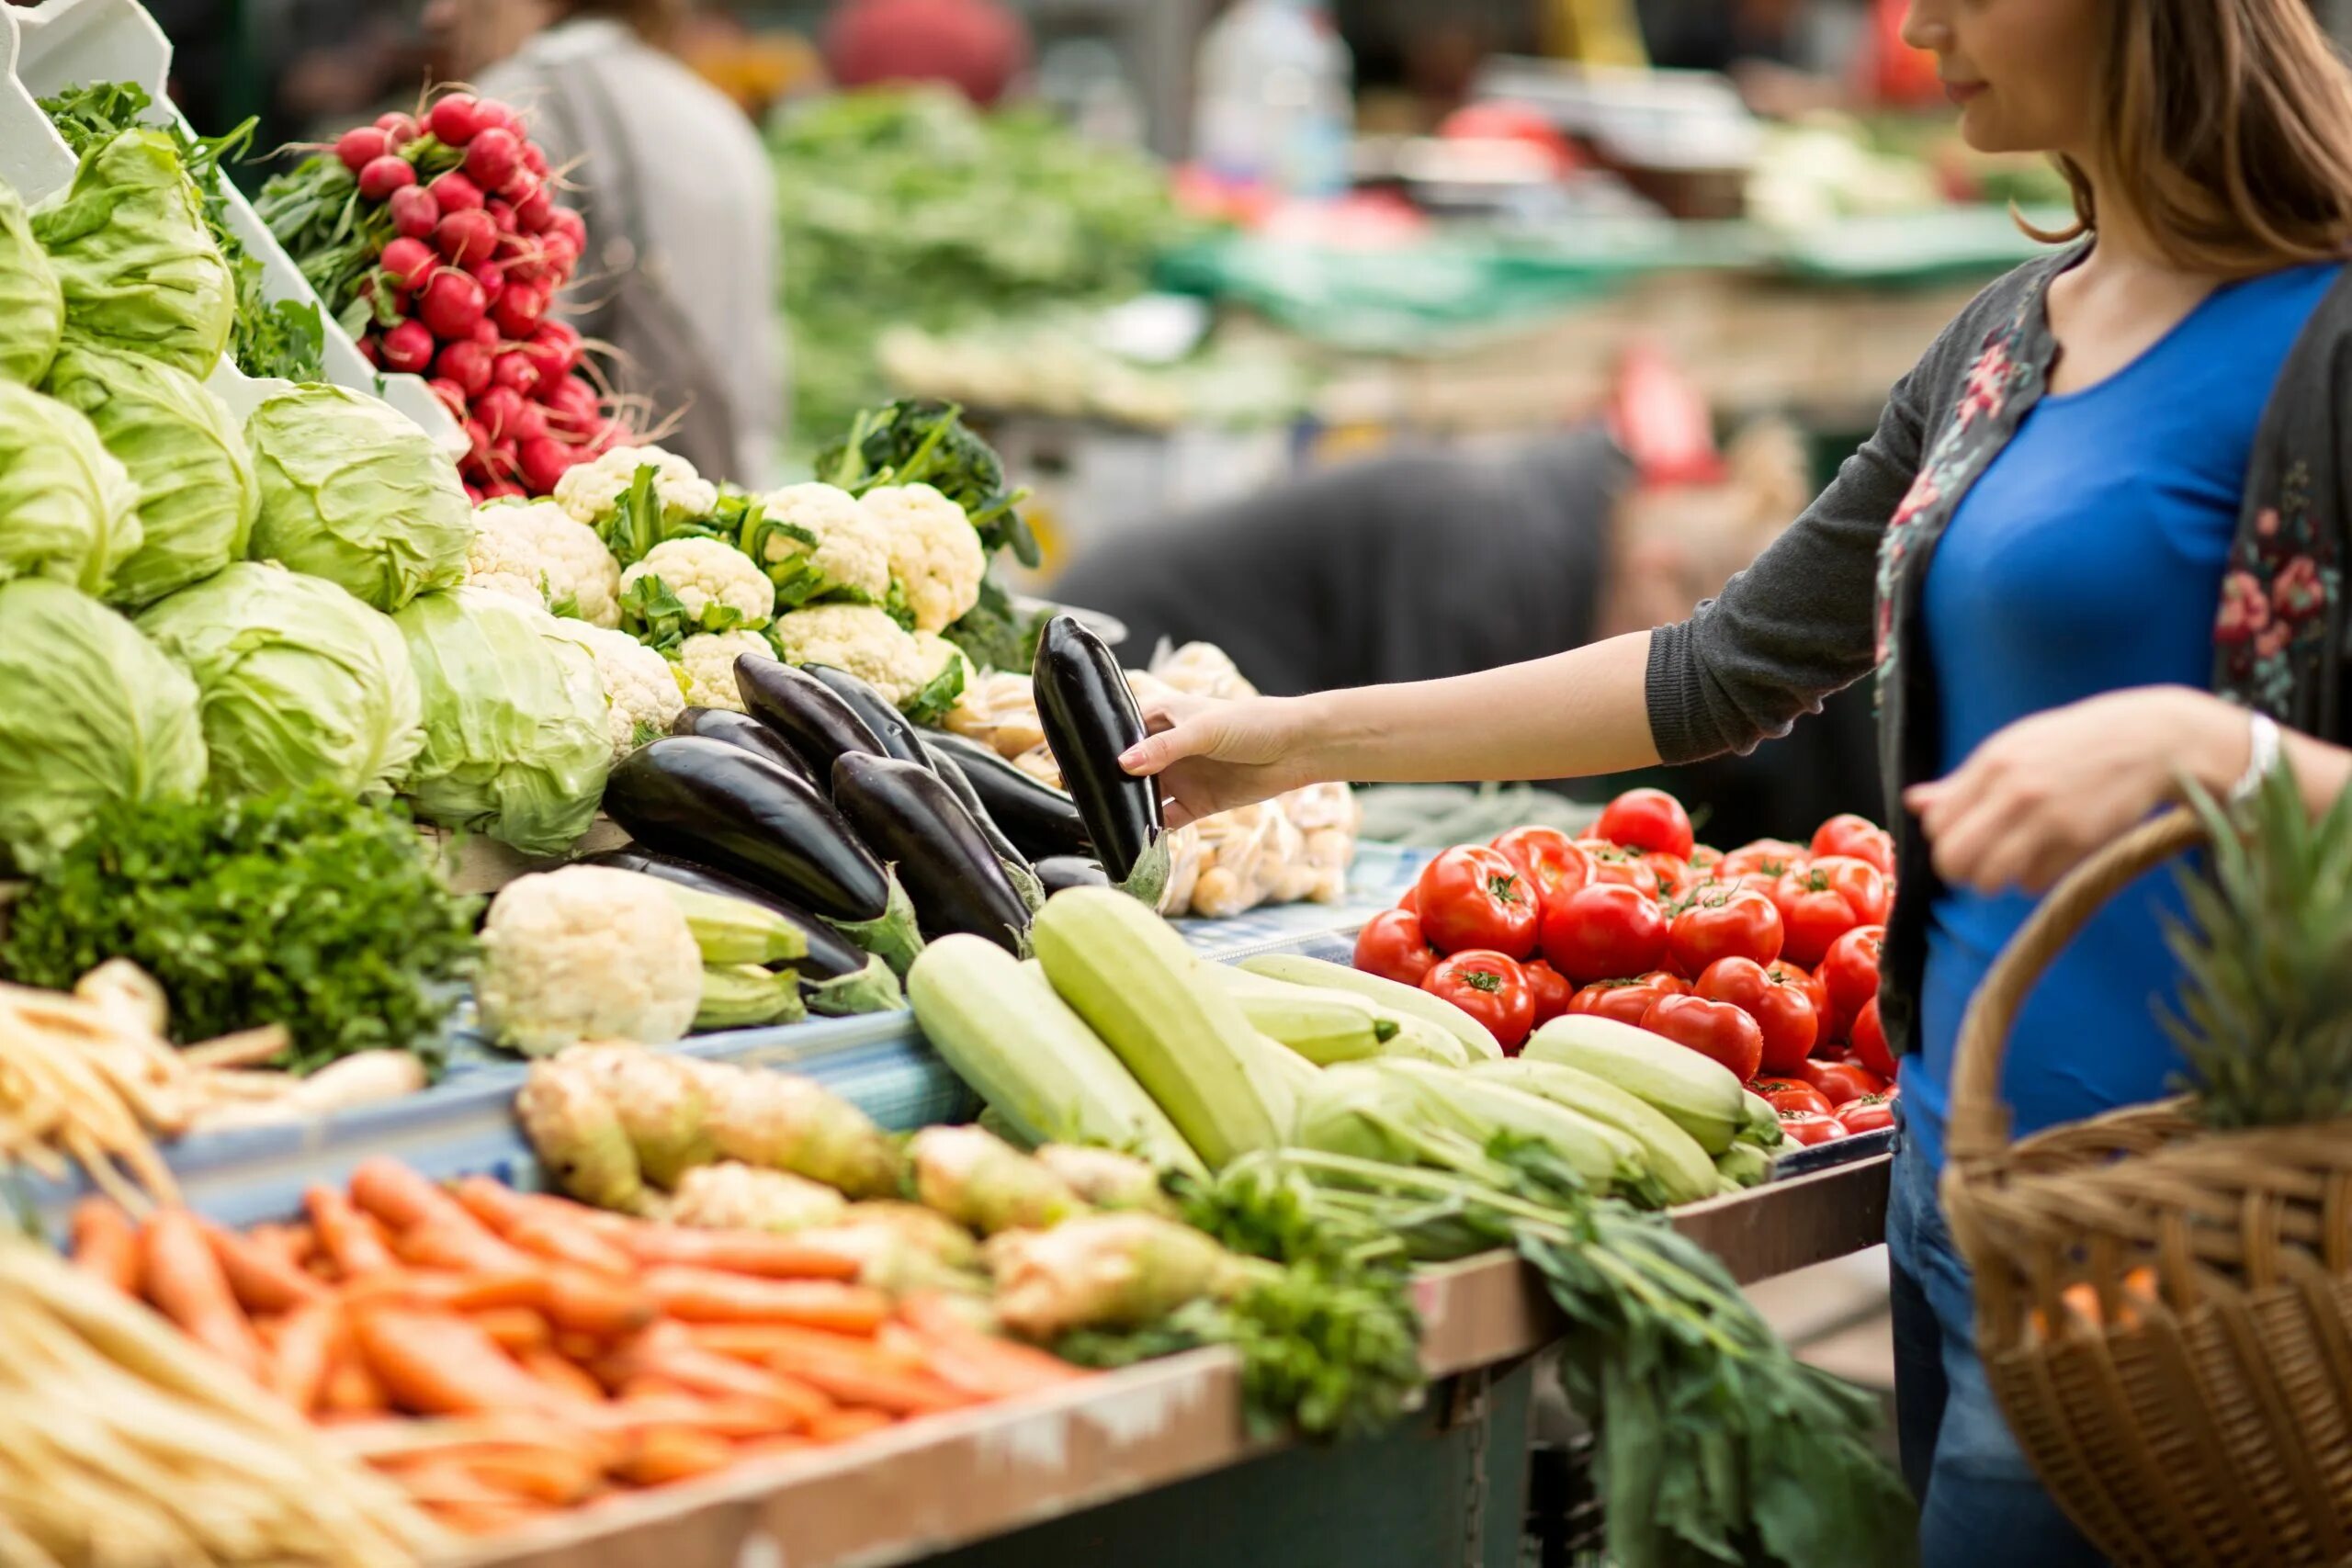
[2230,711,2283,806]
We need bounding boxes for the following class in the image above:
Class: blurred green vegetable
[139,561,424,801]
[0,379,141,595]
[43,344,255,609]
[392,587,612,856]
[31,128,234,378]
[0,578,206,873]
[245,384,471,613]
[0,181,64,387]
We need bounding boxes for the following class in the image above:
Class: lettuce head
[0,380,142,595]
[31,129,232,378]
[0,180,63,387]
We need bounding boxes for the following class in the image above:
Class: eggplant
[603,738,924,974]
[922,728,1092,863]
[1035,856,1113,896]
[671,707,821,791]
[831,752,1032,953]
[915,734,1038,888]
[733,653,885,784]
[805,664,932,769]
[1034,615,1166,900]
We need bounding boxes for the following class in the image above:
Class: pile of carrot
[66,1156,1087,1539]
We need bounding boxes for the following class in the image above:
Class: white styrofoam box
[4,0,461,454]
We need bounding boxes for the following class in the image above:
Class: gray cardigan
[1645,244,2352,1059]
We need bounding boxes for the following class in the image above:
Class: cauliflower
[554,444,719,536]
[476,866,703,1055]
[750,483,894,608]
[863,483,985,634]
[771,604,968,719]
[673,627,775,711]
[546,618,687,761]
[620,536,776,653]
[466,501,624,628]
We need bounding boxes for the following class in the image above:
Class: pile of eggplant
[598,617,1159,994]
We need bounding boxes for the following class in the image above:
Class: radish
[357,155,416,201]
[356,333,381,368]
[513,183,555,233]
[486,198,518,236]
[470,260,507,300]
[482,479,528,501]
[427,378,468,420]
[541,374,601,434]
[463,417,492,465]
[464,481,485,504]
[388,185,439,240]
[509,399,548,444]
[498,169,541,208]
[336,126,390,174]
[434,209,498,267]
[491,350,542,398]
[379,320,435,373]
[548,208,586,250]
[518,435,575,494]
[464,128,523,194]
[487,437,520,479]
[469,317,501,349]
[475,385,525,441]
[417,269,488,340]
[427,169,484,214]
[492,283,545,339]
[473,99,524,137]
[523,141,549,178]
[377,110,421,145]
[541,231,581,283]
[516,323,574,384]
[379,236,438,292]
[435,339,493,398]
[428,93,485,147]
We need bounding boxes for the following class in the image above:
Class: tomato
[1397,884,1421,917]
[1490,827,1593,904]
[1636,969,1692,995]
[1541,883,1669,985]
[1695,956,1818,1076]
[1640,993,1764,1083]
[1415,846,1539,959]
[1848,996,1894,1078]
[1776,1110,1849,1147]
[1574,840,1662,899]
[1523,959,1575,1030]
[1423,951,1535,1053]
[1642,852,1695,899]
[1666,886,1784,976]
[1839,1093,1896,1134]
[1354,908,1442,987]
[1793,1058,1888,1108]
[1687,845,1724,872]
[1812,813,1895,876]
[1765,959,1831,1025]
[1771,856,1890,965]
[1753,1077,1834,1117]
[1718,839,1810,881]
[1817,925,1885,1034]
[1566,974,1683,1027]
[1594,787,1695,860]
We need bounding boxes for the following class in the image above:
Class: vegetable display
[0,379,141,597]
[831,753,1033,952]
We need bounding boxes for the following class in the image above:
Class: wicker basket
[1942,809,2352,1567]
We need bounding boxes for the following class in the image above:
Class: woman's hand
[1119,692,1323,829]
[1905,686,2247,897]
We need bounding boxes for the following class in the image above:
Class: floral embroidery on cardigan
[2216,460,2340,718]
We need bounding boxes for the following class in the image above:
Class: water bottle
[1192,0,1355,201]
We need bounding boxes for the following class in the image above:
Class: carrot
[898,1293,1088,1399]
[390,1218,532,1276]
[68,1200,141,1295]
[347,1157,469,1232]
[519,1192,639,1240]
[339,1267,547,1314]
[454,1178,636,1275]
[542,1268,656,1338]
[808,1407,896,1445]
[243,1224,307,1269]
[610,1325,832,1425]
[731,1433,818,1462]
[469,1307,553,1355]
[383,1442,605,1507]
[308,1186,396,1277]
[522,1347,609,1404]
[760,1350,970,1418]
[321,1347,390,1419]
[268,1300,340,1416]
[641,1268,889,1333]
[417,1498,559,1539]
[616,1426,736,1487]
[203,1221,328,1314]
[689,1322,924,1373]
[554,1330,608,1366]
[350,1306,584,1417]
[141,1209,265,1380]
[586,1397,804,1441]
[619,1227,864,1280]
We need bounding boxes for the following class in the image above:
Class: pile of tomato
[1354,788,1900,1145]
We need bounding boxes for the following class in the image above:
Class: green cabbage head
[246,385,472,613]
[0,578,207,873]
[30,129,232,378]
[138,562,424,802]
[0,380,142,595]
[0,180,63,387]
[393,587,611,856]
[44,344,256,609]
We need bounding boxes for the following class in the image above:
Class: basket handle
[1944,808,2208,1167]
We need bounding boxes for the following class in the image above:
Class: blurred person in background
[424,0,785,486]
[821,0,1031,107]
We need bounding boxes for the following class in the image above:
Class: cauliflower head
[467,501,623,629]
[772,604,969,721]
[476,866,703,1055]
[673,627,775,712]
[620,536,776,651]
[554,444,719,534]
[546,618,687,761]
[751,483,893,608]
[864,483,985,634]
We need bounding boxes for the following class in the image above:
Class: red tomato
[1594,788,1695,860]
[1765,959,1831,1025]
[1793,1058,1888,1108]
[1423,951,1535,1053]
[1354,908,1441,988]
[1687,845,1724,872]
[1839,1094,1896,1134]
[1666,887,1784,977]
[1643,852,1694,899]
[1772,856,1890,965]
[1575,840,1662,899]
[1541,884,1669,985]
[1848,997,1894,1078]
[1490,827,1593,904]
[1777,1110,1849,1147]
[1695,956,1818,1076]
[1566,975,1684,1027]
[1398,884,1421,917]
[1752,1077,1835,1117]
[1718,839,1810,880]
[1817,925,1885,1033]
[1641,994,1764,1082]
[1415,847,1539,959]
[1812,813,1896,876]
[1523,959,1575,1030]
[1637,969,1692,995]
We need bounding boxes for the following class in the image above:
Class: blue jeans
[1886,1126,2109,1568]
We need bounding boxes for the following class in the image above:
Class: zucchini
[1202,967,1396,1066]
[1523,1014,1750,1156]
[696,964,808,1032]
[1715,1142,1773,1189]
[1471,1057,1717,1206]
[1031,887,1283,1169]
[1238,953,1501,1060]
[655,882,810,967]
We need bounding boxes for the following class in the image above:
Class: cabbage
[138,562,424,801]
[245,385,471,614]
[44,345,256,609]
[0,579,207,873]
[30,129,232,378]
[0,380,142,595]
[0,180,63,387]
[392,588,611,855]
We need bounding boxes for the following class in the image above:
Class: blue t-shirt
[1905,261,2341,1171]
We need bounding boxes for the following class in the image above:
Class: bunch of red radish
[334,90,614,501]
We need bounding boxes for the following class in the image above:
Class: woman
[1124,2,2352,1561]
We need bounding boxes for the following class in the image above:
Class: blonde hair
[2029,0,2352,272]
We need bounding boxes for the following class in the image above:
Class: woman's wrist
[2169,688,2256,802]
